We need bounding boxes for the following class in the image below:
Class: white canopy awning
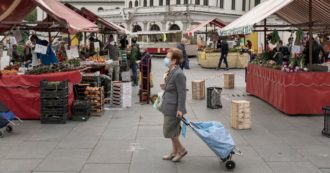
[220,0,330,36]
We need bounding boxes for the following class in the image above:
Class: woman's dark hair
[168,48,183,65]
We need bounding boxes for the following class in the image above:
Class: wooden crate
[231,100,251,129]
[192,80,205,100]
[224,73,235,89]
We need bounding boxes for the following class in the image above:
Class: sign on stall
[291,45,302,54]
[34,44,48,54]
[66,46,79,60]
[94,42,100,52]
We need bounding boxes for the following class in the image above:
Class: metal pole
[308,0,313,67]
[264,19,267,52]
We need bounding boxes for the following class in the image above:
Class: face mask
[163,57,170,67]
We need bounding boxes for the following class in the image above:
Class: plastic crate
[41,113,67,124]
[322,106,330,137]
[40,98,68,107]
[40,80,68,90]
[40,89,68,99]
[207,87,222,109]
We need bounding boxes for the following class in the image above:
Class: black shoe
[225,68,229,71]
[216,67,220,70]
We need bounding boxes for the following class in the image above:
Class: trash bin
[322,106,330,137]
[207,87,222,109]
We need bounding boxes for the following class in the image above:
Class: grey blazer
[160,66,187,117]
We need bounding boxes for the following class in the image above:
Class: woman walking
[160,48,187,162]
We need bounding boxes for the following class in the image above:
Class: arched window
[184,0,188,4]
[133,25,142,32]
[166,0,170,5]
[150,0,153,6]
[129,1,133,8]
[150,24,160,31]
[219,0,224,8]
[176,0,181,5]
[135,0,139,6]
[159,0,163,6]
[203,0,208,5]
[169,24,180,31]
[143,0,147,6]
[196,0,200,5]
[97,7,104,11]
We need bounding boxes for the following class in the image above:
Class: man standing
[105,35,120,81]
[177,38,189,70]
[30,35,58,65]
[217,38,229,70]
[130,38,140,86]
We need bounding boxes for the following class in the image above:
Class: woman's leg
[172,136,187,162]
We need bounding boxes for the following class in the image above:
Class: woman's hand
[160,83,165,90]
[176,111,183,118]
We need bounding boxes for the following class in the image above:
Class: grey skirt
[163,115,181,138]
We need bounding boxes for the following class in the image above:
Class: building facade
[98,0,268,33]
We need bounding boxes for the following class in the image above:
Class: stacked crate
[322,106,330,137]
[72,100,91,121]
[111,81,132,108]
[85,86,104,116]
[74,83,90,100]
[224,73,235,89]
[192,80,205,100]
[81,72,101,87]
[40,80,68,124]
[231,100,251,129]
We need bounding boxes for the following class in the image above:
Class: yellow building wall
[245,32,258,52]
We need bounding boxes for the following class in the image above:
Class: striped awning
[220,0,330,36]
[0,0,98,33]
[186,18,226,36]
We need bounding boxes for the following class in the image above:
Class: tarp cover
[186,18,226,36]
[0,70,81,119]
[0,0,98,33]
[246,64,330,115]
[190,121,235,160]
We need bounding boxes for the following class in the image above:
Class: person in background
[105,35,119,60]
[10,44,22,64]
[177,38,189,70]
[56,41,67,62]
[23,40,33,67]
[88,36,96,56]
[130,38,140,86]
[140,46,152,91]
[30,34,58,65]
[287,37,294,53]
[246,40,252,50]
[160,48,187,162]
[304,37,325,64]
[120,35,129,50]
[217,37,229,70]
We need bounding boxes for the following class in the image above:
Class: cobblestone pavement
[0,58,329,173]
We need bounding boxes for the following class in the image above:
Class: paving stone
[35,148,91,172]
[0,159,41,173]
[26,126,73,142]
[81,163,129,173]
[271,130,324,147]
[253,144,306,162]
[295,146,330,168]
[57,132,100,149]
[101,126,138,140]
[268,162,323,173]
[6,141,57,159]
[176,156,225,173]
[137,125,163,138]
[88,139,134,164]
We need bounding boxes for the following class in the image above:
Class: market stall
[221,0,330,115]
[0,0,99,121]
[185,18,250,68]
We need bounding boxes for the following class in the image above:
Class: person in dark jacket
[177,38,189,70]
[105,35,119,60]
[130,38,140,86]
[217,38,229,70]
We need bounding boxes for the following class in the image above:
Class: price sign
[34,44,47,54]
[291,45,302,54]
[94,42,100,52]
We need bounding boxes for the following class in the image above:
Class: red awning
[186,18,226,36]
[0,0,98,33]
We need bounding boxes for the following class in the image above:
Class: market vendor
[303,37,325,64]
[30,35,58,65]
[56,41,67,62]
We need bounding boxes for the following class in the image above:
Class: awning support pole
[308,0,313,67]
[264,19,267,52]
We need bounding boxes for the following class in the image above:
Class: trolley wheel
[0,131,3,138]
[225,160,236,170]
[6,126,13,133]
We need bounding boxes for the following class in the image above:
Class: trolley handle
[181,117,190,126]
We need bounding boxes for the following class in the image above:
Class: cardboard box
[224,73,235,89]
[192,80,205,100]
[231,100,251,129]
